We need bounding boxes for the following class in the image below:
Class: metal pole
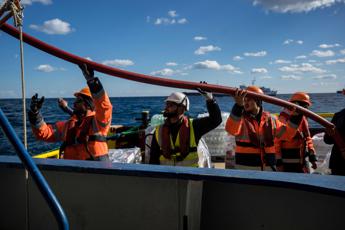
[0,108,69,230]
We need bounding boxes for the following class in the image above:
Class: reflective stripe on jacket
[155,118,198,167]
[32,89,112,160]
[225,107,297,170]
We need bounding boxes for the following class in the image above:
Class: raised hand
[79,63,95,82]
[30,93,45,114]
[196,88,213,101]
[234,88,246,106]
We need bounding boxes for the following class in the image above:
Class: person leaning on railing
[28,64,113,161]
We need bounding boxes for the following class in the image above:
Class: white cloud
[102,59,134,67]
[340,49,345,55]
[295,55,307,59]
[153,11,187,25]
[166,62,178,66]
[154,18,174,25]
[35,64,56,72]
[30,18,73,35]
[168,10,178,17]
[244,51,267,57]
[177,18,188,24]
[193,60,241,74]
[283,39,293,45]
[279,63,326,74]
[253,0,345,13]
[274,59,291,64]
[326,58,345,64]
[319,43,340,49]
[151,68,175,77]
[194,45,221,55]
[22,0,52,5]
[310,50,335,57]
[260,76,272,79]
[85,57,93,61]
[194,36,207,41]
[251,68,268,74]
[233,56,243,61]
[312,74,337,80]
[283,39,303,45]
[281,75,302,80]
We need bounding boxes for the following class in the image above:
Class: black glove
[79,63,95,82]
[30,93,45,114]
[196,88,213,100]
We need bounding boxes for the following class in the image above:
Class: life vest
[155,117,198,167]
[226,110,282,170]
[31,88,112,161]
[61,115,108,160]
[278,112,315,172]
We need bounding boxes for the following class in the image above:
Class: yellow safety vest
[155,119,198,167]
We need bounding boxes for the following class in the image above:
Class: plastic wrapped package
[149,114,165,127]
[309,132,333,174]
[197,138,211,168]
[108,147,142,164]
[144,126,156,164]
[198,112,235,157]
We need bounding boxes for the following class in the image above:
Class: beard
[163,110,178,118]
[73,108,87,117]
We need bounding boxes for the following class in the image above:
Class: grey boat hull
[0,156,344,230]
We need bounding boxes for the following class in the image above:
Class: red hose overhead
[1,22,345,155]
[0,12,12,27]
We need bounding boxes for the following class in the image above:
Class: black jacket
[149,99,222,164]
[324,108,345,175]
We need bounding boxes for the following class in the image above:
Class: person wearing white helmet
[148,88,222,167]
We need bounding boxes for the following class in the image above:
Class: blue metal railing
[0,108,69,230]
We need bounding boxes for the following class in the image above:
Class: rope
[1,22,345,155]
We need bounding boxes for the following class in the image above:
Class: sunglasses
[75,97,85,104]
[294,101,309,108]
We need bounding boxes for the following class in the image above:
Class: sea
[1,93,344,156]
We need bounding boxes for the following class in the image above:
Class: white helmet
[165,92,190,111]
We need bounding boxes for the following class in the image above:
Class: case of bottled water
[197,112,235,157]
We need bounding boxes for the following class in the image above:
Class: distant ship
[239,77,278,96]
[336,89,345,95]
[239,85,277,96]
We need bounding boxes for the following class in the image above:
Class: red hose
[1,22,345,155]
[0,12,12,27]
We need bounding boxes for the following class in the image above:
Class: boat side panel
[0,167,27,230]
[201,180,345,230]
[28,170,188,230]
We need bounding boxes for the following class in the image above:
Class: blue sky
[1,0,345,98]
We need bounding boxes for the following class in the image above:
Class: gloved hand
[234,88,246,107]
[196,88,213,101]
[30,93,45,114]
[308,150,318,169]
[79,63,95,82]
[58,98,68,109]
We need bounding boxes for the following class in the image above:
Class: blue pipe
[0,108,69,230]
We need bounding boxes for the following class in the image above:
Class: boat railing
[0,108,69,230]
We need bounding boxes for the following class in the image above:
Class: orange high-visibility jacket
[32,88,112,160]
[225,105,299,168]
[276,109,315,165]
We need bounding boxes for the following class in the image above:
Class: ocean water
[1,93,344,155]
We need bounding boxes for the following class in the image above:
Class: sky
[1,0,345,98]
